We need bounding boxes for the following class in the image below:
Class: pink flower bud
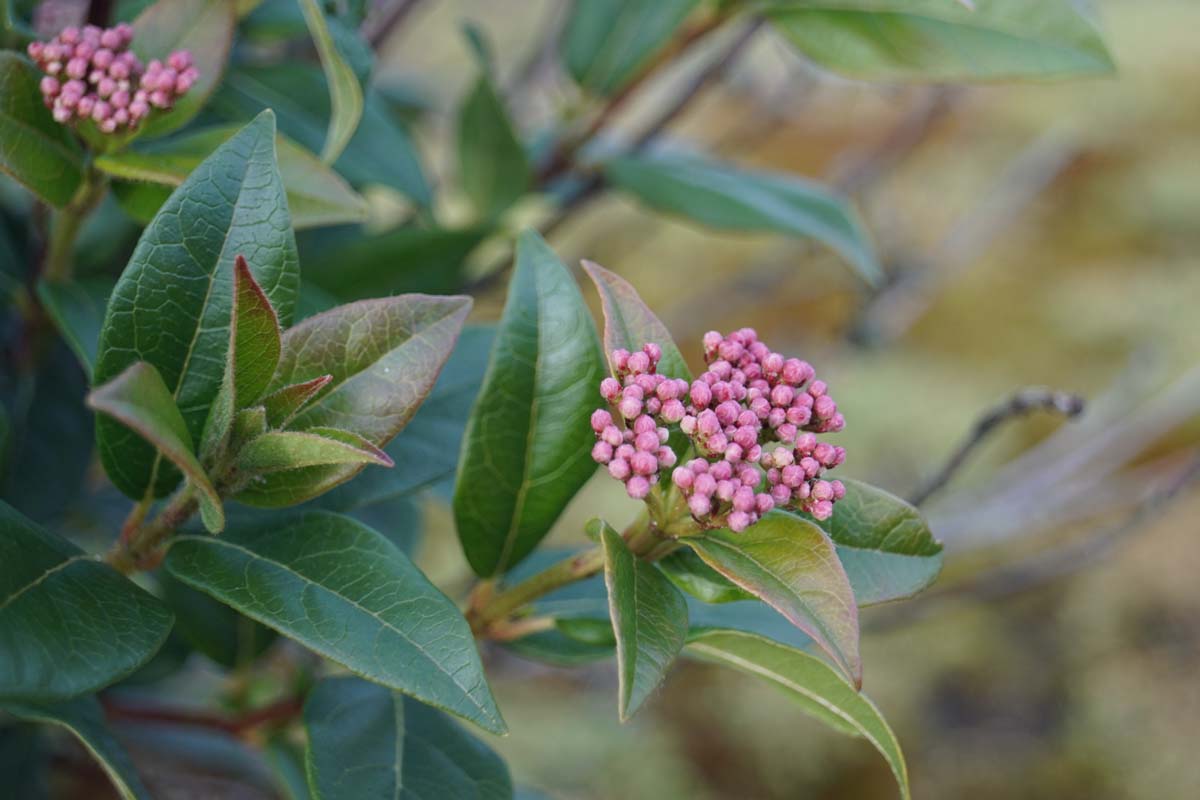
[65,57,87,79]
[76,95,95,115]
[808,380,827,398]
[693,473,717,497]
[642,342,662,364]
[831,480,846,500]
[657,446,677,468]
[689,493,712,517]
[631,451,657,476]
[715,401,739,427]
[634,431,659,452]
[715,480,735,502]
[688,458,709,473]
[696,410,721,438]
[811,480,834,502]
[52,105,71,123]
[728,511,752,532]
[732,486,756,513]
[618,396,642,420]
[93,48,113,69]
[661,399,685,423]
[40,76,60,96]
[814,395,836,420]
[764,352,784,376]
[600,377,621,401]
[810,500,834,521]
[168,50,193,71]
[626,476,651,499]
[616,444,635,460]
[800,457,820,479]
[672,466,694,489]
[739,467,759,486]
[601,425,622,447]
[591,409,613,433]
[680,415,697,435]
[100,28,121,49]
[592,441,613,463]
[611,348,630,372]
[755,493,774,514]
[781,465,804,488]
[91,100,110,120]
[702,331,722,358]
[771,483,792,504]
[795,433,817,454]
[608,458,631,481]
[710,460,733,481]
[690,381,712,409]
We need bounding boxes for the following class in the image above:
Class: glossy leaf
[94,111,300,501]
[456,73,530,220]
[562,0,700,96]
[165,511,505,733]
[304,676,512,800]
[212,65,431,205]
[298,0,363,163]
[95,125,368,229]
[600,522,689,720]
[316,325,494,511]
[454,230,606,577]
[0,52,84,207]
[687,629,909,799]
[132,0,237,138]
[657,548,752,604]
[580,259,691,381]
[811,479,943,606]
[0,501,173,701]
[87,362,224,532]
[237,429,393,474]
[683,510,861,685]
[233,294,471,507]
[0,696,152,799]
[765,0,1114,82]
[36,277,113,382]
[606,153,881,285]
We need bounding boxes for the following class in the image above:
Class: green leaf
[298,0,364,163]
[132,0,237,138]
[159,571,276,669]
[316,325,494,511]
[605,153,881,285]
[811,479,943,606]
[237,428,393,474]
[230,254,282,408]
[261,375,333,429]
[599,522,689,721]
[456,73,530,221]
[0,52,84,208]
[686,629,909,800]
[0,501,173,701]
[299,225,486,300]
[233,293,471,507]
[212,65,431,205]
[504,628,614,666]
[95,125,368,230]
[88,361,224,532]
[0,696,152,799]
[765,0,1114,82]
[454,230,606,577]
[580,259,691,381]
[165,511,506,733]
[35,277,113,382]
[657,548,752,604]
[682,510,861,685]
[304,676,512,799]
[562,0,700,96]
[94,110,300,501]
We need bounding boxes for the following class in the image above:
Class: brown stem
[101,694,303,737]
[106,487,198,574]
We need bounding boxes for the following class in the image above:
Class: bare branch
[910,386,1085,507]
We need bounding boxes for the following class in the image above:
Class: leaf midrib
[174,536,498,727]
[0,554,89,612]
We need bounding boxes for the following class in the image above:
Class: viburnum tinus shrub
[0,0,1117,796]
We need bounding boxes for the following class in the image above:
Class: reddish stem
[101,694,303,737]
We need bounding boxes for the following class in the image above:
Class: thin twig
[363,0,425,50]
[909,386,1085,507]
[102,694,304,737]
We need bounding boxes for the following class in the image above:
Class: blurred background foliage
[3,0,1198,797]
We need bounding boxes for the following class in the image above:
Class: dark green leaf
[316,325,494,511]
[230,254,282,408]
[600,522,688,720]
[683,510,861,685]
[687,629,909,799]
[264,735,311,800]
[765,0,1114,81]
[580,259,691,381]
[94,110,300,501]
[562,0,700,96]
[304,676,512,799]
[811,479,942,606]
[87,361,224,532]
[212,65,431,205]
[96,126,368,230]
[159,571,276,669]
[233,293,471,507]
[261,375,332,429]
[298,0,363,163]
[0,501,173,701]
[606,153,881,285]
[299,225,486,300]
[0,52,84,207]
[658,548,752,604]
[165,511,505,733]
[35,277,113,382]
[456,73,530,220]
[0,695,152,799]
[503,628,614,666]
[132,0,237,138]
[454,230,606,577]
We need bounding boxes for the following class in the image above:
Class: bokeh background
[383,1,1200,797]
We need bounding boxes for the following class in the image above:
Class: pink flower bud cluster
[27,24,197,133]
[589,329,848,532]
[590,344,682,499]
[671,328,846,526]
